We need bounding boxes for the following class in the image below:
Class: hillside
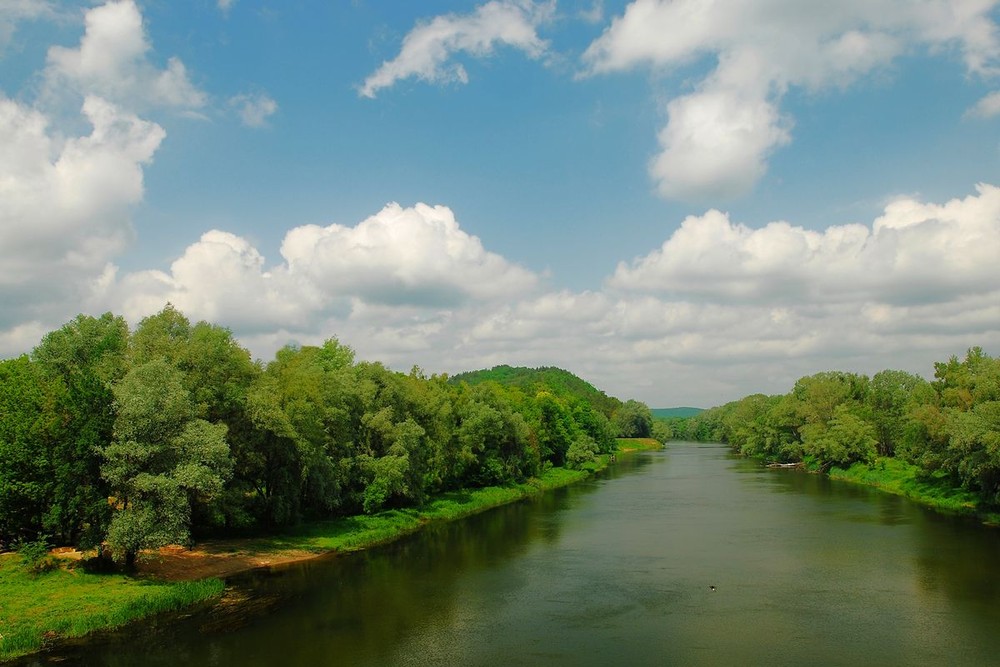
[448,365,622,417]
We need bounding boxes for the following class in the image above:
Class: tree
[868,369,927,457]
[100,360,231,569]
[534,391,577,466]
[31,313,128,546]
[613,399,653,438]
[566,435,599,469]
[801,404,878,468]
[453,383,535,487]
[0,357,54,547]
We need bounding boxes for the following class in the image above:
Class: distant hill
[448,365,621,417]
[651,407,704,419]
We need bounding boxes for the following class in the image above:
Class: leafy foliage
[0,306,642,561]
[678,347,1000,510]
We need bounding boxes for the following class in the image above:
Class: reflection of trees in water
[45,459,646,667]
[913,512,1000,608]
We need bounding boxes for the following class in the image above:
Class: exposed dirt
[54,542,331,582]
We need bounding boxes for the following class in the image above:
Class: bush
[566,435,598,470]
[18,538,59,574]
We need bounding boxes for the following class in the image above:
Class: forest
[675,348,1000,508]
[0,306,655,568]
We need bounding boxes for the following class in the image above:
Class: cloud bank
[63,184,998,406]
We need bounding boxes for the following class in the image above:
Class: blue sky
[1,0,999,407]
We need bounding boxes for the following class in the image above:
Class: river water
[24,444,1000,666]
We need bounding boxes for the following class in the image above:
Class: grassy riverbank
[0,561,223,662]
[616,437,664,452]
[827,458,994,520]
[0,450,639,662]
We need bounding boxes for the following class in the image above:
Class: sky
[1,0,999,408]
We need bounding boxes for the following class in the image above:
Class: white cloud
[6,177,999,406]
[45,0,206,112]
[0,93,164,328]
[218,0,237,14]
[967,90,1000,117]
[229,92,277,127]
[101,202,540,335]
[280,202,539,306]
[610,183,1000,306]
[582,0,1000,200]
[650,85,791,200]
[359,0,554,98]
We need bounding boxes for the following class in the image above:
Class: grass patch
[829,458,981,515]
[616,438,664,452]
[0,555,223,662]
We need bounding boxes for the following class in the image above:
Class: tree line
[0,307,653,568]
[674,348,1000,506]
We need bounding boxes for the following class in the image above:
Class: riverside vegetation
[673,347,1000,520]
[0,306,660,660]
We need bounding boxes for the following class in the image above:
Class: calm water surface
[24,444,1000,666]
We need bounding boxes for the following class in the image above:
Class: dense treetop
[0,308,653,567]
[674,347,1000,508]
[448,366,622,418]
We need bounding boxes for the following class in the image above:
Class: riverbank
[1,445,659,662]
[826,457,1000,523]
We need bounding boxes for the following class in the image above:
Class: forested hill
[449,365,621,417]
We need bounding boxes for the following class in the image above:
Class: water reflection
[19,446,1000,667]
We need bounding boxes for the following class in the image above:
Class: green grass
[0,556,224,662]
[616,437,664,452]
[828,458,981,515]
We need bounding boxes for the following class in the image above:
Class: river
[21,443,1000,666]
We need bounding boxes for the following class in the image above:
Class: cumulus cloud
[8,176,999,406]
[582,0,1000,200]
[45,0,206,112]
[0,94,164,329]
[359,0,554,98]
[610,183,1000,306]
[230,92,277,127]
[967,90,1000,118]
[100,202,540,335]
[281,203,538,306]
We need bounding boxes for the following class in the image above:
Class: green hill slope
[448,365,621,417]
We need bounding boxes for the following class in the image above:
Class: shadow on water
[20,447,1000,667]
[19,456,653,667]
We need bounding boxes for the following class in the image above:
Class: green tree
[0,357,54,547]
[100,360,231,569]
[453,383,536,486]
[613,399,653,438]
[31,313,129,546]
[801,404,878,467]
[534,391,578,466]
[566,435,599,469]
[868,369,927,457]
